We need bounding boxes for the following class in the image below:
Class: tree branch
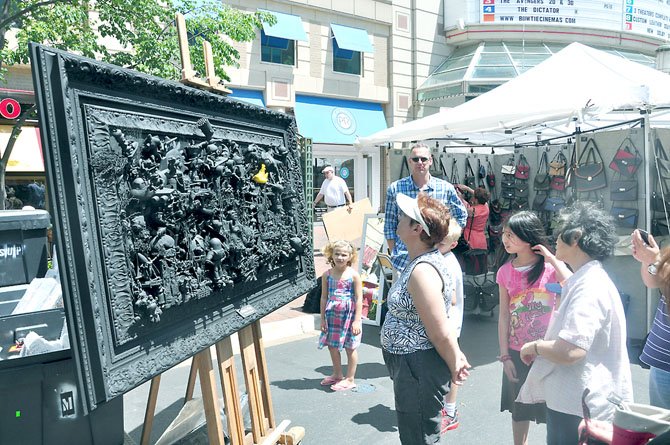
[0,0,66,30]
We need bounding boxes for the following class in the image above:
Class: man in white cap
[385,143,467,272]
[312,165,353,212]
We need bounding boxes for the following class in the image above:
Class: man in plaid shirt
[384,143,467,271]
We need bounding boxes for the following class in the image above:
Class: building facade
[2,0,669,212]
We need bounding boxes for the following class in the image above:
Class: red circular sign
[0,98,21,119]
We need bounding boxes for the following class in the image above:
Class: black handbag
[532,191,548,211]
[511,198,528,210]
[464,159,476,188]
[464,273,499,312]
[515,180,529,198]
[534,151,550,191]
[574,138,607,192]
[429,154,447,180]
[610,180,638,201]
[544,196,565,212]
[610,207,638,228]
[501,187,515,200]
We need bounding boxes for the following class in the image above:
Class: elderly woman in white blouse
[517,202,633,445]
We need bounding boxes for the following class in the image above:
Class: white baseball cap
[321,166,334,173]
[396,193,430,236]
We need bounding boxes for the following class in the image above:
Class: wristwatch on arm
[648,262,659,276]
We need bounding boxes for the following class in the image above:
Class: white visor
[397,193,430,236]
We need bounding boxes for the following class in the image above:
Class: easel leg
[140,375,161,445]
[184,357,198,403]
[215,337,245,445]
[239,324,268,442]
[194,348,226,445]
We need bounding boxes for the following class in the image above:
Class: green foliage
[0,0,274,82]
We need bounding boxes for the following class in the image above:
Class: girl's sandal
[330,380,356,391]
[320,376,343,386]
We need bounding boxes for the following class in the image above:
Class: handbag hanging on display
[532,191,548,211]
[574,138,607,192]
[501,156,516,175]
[609,137,642,178]
[544,196,566,212]
[515,180,529,198]
[610,206,639,228]
[429,154,447,180]
[549,150,568,176]
[515,154,531,180]
[610,179,638,201]
[487,159,496,187]
[464,158,477,188]
[550,176,566,191]
[450,158,460,185]
[534,151,550,191]
[478,158,486,187]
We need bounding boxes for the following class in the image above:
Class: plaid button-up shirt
[384,175,467,271]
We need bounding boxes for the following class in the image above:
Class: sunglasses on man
[410,156,430,163]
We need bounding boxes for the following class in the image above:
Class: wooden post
[194,347,226,445]
[140,375,161,445]
[215,337,246,444]
[176,13,196,81]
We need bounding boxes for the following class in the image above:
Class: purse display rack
[608,137,642,230]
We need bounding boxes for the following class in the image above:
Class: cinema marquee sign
[30,44,315,410]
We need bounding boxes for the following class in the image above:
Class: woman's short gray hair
[555,201,617,261]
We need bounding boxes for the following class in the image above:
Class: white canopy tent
[358,42,670,334]
[356,42,670,148]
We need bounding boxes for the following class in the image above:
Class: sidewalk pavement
[122,224,652,444]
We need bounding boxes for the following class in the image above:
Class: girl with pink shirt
[495,211,570,445]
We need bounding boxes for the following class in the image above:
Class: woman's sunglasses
[411,156,429,163]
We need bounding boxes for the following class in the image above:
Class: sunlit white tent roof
[356,42,670,147]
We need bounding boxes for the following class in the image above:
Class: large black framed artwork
[30,44,315,410]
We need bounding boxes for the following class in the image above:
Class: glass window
[333,39,361,75]
[260,29,295,65]
[470,66,517,79]
[478,52,512,65]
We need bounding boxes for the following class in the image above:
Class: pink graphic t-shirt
[496,261,559,351]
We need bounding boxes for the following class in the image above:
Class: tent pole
[643,110,654,332]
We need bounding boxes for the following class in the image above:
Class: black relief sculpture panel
[29,44,315,410]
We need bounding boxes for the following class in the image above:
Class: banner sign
[479,0,670,39]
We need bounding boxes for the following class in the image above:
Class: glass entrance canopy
[418,42,656,104]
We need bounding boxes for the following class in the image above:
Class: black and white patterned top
[381,249,453,354]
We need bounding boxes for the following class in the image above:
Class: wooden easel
[140,320,304,445]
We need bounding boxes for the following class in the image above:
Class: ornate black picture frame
[29,44,314,410]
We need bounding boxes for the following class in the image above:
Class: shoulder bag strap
[465,158,475,177]
[399,155,410,180]
[537,151,548,174]
[451,158,460,184]
[439,154,448,178]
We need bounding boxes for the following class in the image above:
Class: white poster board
[358,214,388,326]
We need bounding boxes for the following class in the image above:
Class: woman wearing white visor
[381,192,471,444]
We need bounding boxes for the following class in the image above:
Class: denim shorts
[383,348,451,445]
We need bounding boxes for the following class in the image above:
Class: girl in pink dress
[318,240,363,391]
[495,211,570,445]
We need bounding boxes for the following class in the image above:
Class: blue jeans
[546,408,581,445]
[650,366,670,409]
